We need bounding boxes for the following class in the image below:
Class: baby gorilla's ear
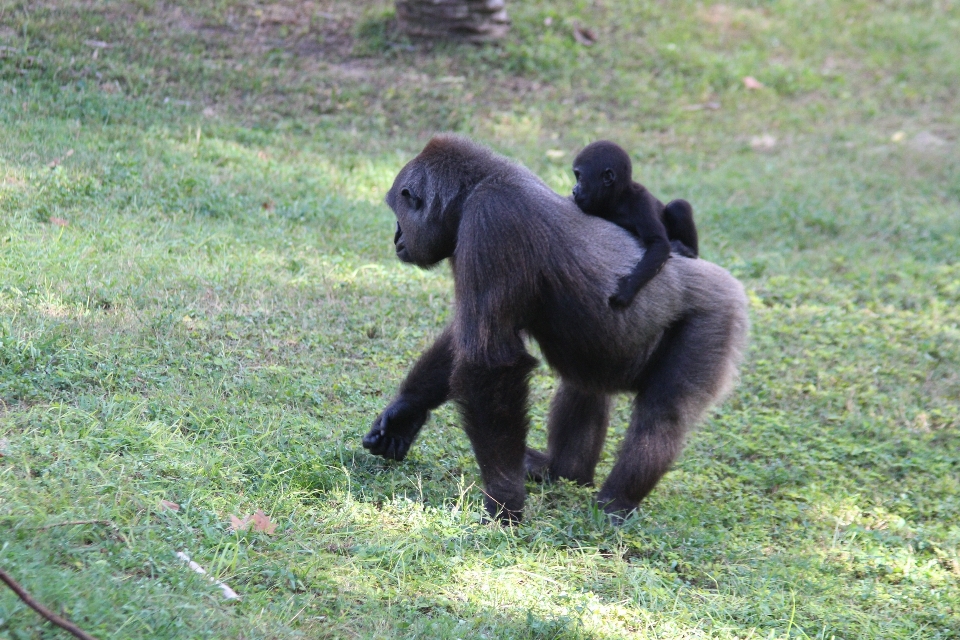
[602,168,616,187]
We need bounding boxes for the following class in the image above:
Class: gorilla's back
[516,178,747,392]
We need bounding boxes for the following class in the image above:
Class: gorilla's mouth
[572,191,589,210]
[394,222,412,262]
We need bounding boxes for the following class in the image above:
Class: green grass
[1,0,959,638]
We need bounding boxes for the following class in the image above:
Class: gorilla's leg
[663,199,698,258]
[363,326,454,461]
[526,380,610,485]
[453,353,538,523]
[597,312,737,516]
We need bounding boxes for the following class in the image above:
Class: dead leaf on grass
[743,76,763,90]
[49,217,69,227]
[160,499,181,512]
[750,134,777,151]
[47,148,74,169]
[229,509,277,534]
[573,24,597,46]
[251,510,277,534]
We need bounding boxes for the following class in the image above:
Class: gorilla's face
[571,159,616,216]
[572,141,630,216]
[385,160,458,268]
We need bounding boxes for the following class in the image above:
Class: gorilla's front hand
[362,398,429,461]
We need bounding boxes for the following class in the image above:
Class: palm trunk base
[396,0,509,42]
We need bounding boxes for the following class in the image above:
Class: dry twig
[0,567,100,640]
[33,519,128,544]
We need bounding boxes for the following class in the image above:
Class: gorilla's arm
[363,326,454,461]
[443,199,544,521]
[610,209,671,308]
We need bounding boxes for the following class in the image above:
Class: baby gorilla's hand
[609,276,636,309]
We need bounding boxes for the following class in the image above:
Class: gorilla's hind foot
[524,448,551,482]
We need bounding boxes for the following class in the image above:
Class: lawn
[1,1,959,638]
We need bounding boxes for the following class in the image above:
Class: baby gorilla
[572,140,699,309]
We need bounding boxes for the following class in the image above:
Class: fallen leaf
[573,24,597,46]
[160,499,180,512]
[891,131,906,143]
[251,509,277,534]
[743,76,763,90]
[229,510,276,534]
[545,149,565,160]
[750,134,777,151]
[49,217,69,227]
[229,514,252,532]
[47,148,74,169]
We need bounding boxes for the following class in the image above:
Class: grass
[0,0,958,637]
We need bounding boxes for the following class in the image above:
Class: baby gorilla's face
[571,140,632,216]
[571,162,613,214]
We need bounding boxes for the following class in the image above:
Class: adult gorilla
[363,135,749,523]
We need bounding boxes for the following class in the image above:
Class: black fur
[362,326,454,461]
[363,135,748,523]
[572,140,699,308]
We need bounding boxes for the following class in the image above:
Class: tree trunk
[395,0,509,42]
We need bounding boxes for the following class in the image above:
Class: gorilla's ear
[602,168,616,187]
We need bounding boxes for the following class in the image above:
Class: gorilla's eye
[573,170,581,181]
[400,187,422,210]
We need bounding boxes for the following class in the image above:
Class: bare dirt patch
[697,4,772,36]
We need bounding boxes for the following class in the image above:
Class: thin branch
[0,567,100,640]
[33,520,128,544]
